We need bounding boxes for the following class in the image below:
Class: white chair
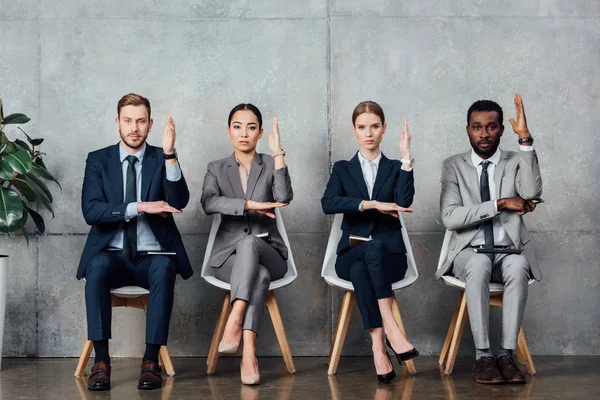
[74,285,176,378]
[321,213,419,376]
[436,229,537,376]
[201,208,298,375]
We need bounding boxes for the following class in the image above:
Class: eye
[249,126,256,131]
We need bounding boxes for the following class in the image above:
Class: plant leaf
[0,132,17,153]
[0,186,24,233]
[30,138,44,146]
[11,176,38,202]
[25,204,45,234]
[12,176,53,217]
[26,172,53,203]
[4,150,32,174]
[2,113,30,125]
[0,160,14,180]
[18,127,34,143]
[14,138,31,152]
[31,163,62,189]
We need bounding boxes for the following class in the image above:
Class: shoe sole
[87,385,111,391]
[472,373,505,384]
[505,378,527,384]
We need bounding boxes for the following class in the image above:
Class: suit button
[244,228,248,233]
[234,210,238,215]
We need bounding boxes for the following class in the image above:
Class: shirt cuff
[358,201,364,212]
[519,145,534,152]
[494,200,499,215]
[166,161,182,181]
[125,202,139,221]
[401,165,413,172]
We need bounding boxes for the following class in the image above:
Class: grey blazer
[201,153,293,267]
[435,149,543,281]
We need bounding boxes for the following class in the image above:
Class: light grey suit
[437,148,542,350]
[201,153,293,332]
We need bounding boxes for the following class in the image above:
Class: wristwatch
[163,149,178,160]
[518,136,534,145]
[400,158,415,168]
[272,149,286,158]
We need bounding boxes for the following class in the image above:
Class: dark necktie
[123,155,138,260]
[480,161,495,261]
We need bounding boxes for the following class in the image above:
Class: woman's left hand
[269,116,283,154]
[399,117,411,160]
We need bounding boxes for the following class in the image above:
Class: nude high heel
[240,358,260,385]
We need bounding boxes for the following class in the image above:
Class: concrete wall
[0,1,598,357]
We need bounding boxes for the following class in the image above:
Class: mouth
[478,141,492,149]
[364,140,375,145]
[129,135,141,140]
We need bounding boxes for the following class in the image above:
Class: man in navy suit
[77,93,192,391]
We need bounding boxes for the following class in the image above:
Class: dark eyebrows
[232,121,258,126]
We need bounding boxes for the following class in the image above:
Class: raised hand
[268,116,283,154]
[162,116,176,154]
[399,117,412,159]
[508,93,530,138]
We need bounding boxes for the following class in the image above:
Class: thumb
[509,118,516,128]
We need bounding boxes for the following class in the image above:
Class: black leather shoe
[377,353,396,384]
[138,360,163,390]
[87,361,111,391]
[386,338,419,363]
[496,355,526,384]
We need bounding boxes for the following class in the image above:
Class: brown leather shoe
[138,360,162,390]
[496,355,527,384]
[471,356,505,384]
[87,361,111,391]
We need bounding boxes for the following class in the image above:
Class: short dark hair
[352,101,385,126]
[118,93,151,119]
[228,103,263,129]
[467,100,503,125]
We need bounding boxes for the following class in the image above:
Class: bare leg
[378,297,414,353]
[241,329,259,377]
[370,327,393,375]
[221,299,247,346]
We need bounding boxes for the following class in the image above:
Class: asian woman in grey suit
[201,104,292,385]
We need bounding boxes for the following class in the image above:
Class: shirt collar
[119,142,146,164]
[357,151,382,168]
[471,148,500,168]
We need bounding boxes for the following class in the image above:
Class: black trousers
[335,239,407,329]
[84,251,177,345]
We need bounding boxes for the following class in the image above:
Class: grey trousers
[452,247,530,350]
[214,235,287,333]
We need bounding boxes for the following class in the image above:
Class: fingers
[270,202,288,208]
[509,118,516,129]
[273,116,279,134]
[392,204,414,213]
[257,210,276,219]
[403,118,408,134]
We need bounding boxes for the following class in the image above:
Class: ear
[382,122,387,134]
[227,126,232,140]
[148,118,154,132]
[115,116,120,130]
[258,128,264,139]
[499,124,504,136]
[465,124,470,134]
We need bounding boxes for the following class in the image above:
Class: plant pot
[0,255,7,370]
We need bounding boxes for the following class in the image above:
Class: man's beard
[470,137,500,158]
[119,130,146,150]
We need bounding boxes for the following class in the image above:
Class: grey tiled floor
[0,356,598,399]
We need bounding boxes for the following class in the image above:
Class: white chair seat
[321,213,419,291]
[200,208,298,290]
[110,286,150,298]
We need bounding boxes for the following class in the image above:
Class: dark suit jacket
[77,143,193,280]
[321,152,415,255]
[201,153,293,267]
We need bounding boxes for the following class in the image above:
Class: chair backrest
[200,208,298,290]
[320,213,419,291]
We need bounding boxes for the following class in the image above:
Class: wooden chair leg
[518,326,537,376]
[327,291,355,376]
[207,293,232,375]
[159,346,176,377]
[391,298,417,375]
[516,339,527,365]
[328,295,344,365]
[444,291,468,376]
[439,295,462,366]
[74,339,94,378]
[266,291,296,374]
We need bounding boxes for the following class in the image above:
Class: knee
[464,255,492,282]
[349,262,369,282]
[503,256,530,282]
[148,256,177,282]
[85,253,113,282]
[236,235,260,254]
[363,239,386,264]
[256,266,271,288]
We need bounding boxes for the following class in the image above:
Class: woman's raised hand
[399,117,411,160]
[269,116,283,154]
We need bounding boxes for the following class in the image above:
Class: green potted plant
[0,96,60,369]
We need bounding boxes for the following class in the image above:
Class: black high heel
[376,353,396,384]
[386,338,419,363]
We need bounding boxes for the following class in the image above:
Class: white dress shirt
[469,145,534,247]
[358,151,382,200]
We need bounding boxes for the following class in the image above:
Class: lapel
[141,145,157,201]
[349,153,370,200]
[245,153,264,200]
[372,153,393,200]
[107,144,124,201]
[461,151,482,203]
[226,153,245,199]
[494,150,508,199]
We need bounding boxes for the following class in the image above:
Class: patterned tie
[480,161,495,261]
[123,155,138,260]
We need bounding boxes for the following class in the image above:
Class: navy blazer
[77,143,193,280]
[321,152,415,255]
